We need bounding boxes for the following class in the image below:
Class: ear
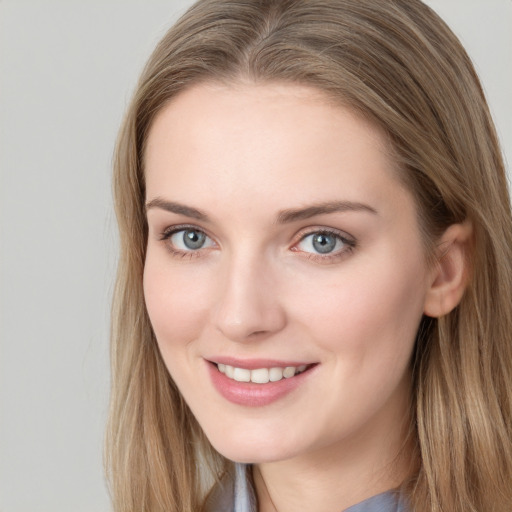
[423,221,473,318]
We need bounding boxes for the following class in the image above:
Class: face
[143,82,432,465]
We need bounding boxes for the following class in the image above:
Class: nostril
[248,330,268,337]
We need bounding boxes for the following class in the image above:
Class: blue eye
[168,229,214,251]
[296,231,351,255]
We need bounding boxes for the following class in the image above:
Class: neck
[253,384,416,512]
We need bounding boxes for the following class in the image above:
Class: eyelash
[159,224,215,260]
[292,228,356,263]
[158,225,356,263]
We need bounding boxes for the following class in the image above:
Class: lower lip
[207,362,314,407]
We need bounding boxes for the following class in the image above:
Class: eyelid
[293,225,356,245]
[160,223,212,241]
[159,223,217,257]
[157,223,356,262]
[291,226,357,261]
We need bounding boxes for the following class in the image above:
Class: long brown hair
[106,1,512,510]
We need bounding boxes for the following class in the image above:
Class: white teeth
[269,367,283,382]
[233,367,251,382]
[250,368,269,384]
[283,366,295,378]
[217,364,309,384]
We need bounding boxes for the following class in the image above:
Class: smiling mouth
[215,363,311,384]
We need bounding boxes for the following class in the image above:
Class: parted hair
[106,1,512,511]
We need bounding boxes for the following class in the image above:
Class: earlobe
[423,221,473,318]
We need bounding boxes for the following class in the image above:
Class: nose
[213,253,287,343]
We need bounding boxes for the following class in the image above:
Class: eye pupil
[312,233,337,254]
[183,230,205,250]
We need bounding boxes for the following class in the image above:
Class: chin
[204,424,301,464]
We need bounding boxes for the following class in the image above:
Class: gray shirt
[204,463,408,512]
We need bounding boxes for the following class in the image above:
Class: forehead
[146,81,390,162]
[144,82,408,219]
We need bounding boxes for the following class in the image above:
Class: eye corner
[291,227,357,263]
[158,225,217,258]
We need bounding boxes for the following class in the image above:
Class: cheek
[142,252,213,351]
[291,254,427,367]
[285,261,426,436]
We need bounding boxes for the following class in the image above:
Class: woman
[106,1,512,511]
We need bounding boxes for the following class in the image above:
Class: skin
[143,82,468,511]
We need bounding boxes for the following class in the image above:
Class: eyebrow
[145,198,378,223]
[276,201,378,223]
[145,198,209,220]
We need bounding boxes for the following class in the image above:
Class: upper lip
[207,357,316,370]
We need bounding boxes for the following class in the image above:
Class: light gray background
[0,1,510,511]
